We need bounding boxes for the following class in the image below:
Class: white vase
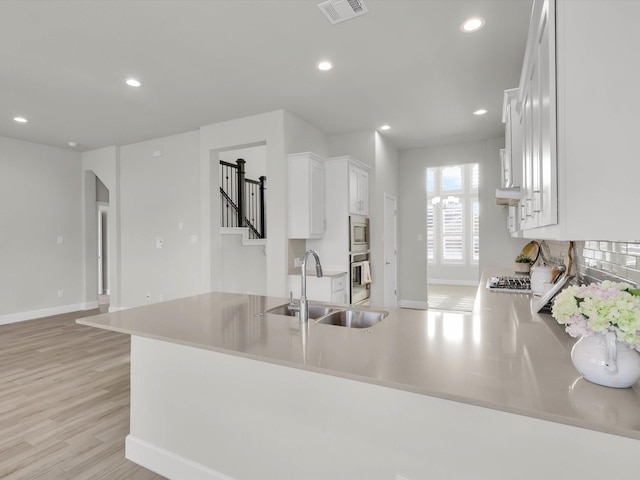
[571,331,640,388]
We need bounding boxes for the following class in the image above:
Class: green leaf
[628,288,640,297]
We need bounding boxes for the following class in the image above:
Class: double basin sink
[266,303,388,329]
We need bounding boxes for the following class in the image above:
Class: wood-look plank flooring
[0,309,166,479]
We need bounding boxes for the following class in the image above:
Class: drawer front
[332,274,346,292]
[331,290,348,305]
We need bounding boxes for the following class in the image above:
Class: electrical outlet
[57,290,64,298]
[156,237,163,248]
[57,236,64,245]
[145,292,151,301]
[294,257,302,267]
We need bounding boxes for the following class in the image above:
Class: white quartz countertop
[78,269,640,440]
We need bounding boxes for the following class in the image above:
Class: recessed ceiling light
[68,141,78,147]
[380,125,391,130]
[461,17,485,33]
[473,109,488,115]
[317,61,333,71]
[125,78,142,87]
[13,116,28,123]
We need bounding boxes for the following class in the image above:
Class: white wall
[328,131,375,169]
[0,136,85,322]
[283,111,329,158]
[200,110,288,298]
[120,131,202,308]
[480,137,523,272]
[370,132,399,307]
[82,146,121,309]
[218,145,266,182]
[399,138,523,305]
[326,131,401,308]
[220,233,267,296]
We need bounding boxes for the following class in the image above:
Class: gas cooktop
[486,275,533,293]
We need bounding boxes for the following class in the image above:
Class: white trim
[219,227,267,247]
[399,299,428,310]
[126,435,236,480]
[0,302,99,325]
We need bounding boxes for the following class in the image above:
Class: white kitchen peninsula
[78,271,640,480]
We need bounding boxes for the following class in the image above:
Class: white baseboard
[399,299,428,310]
[126,435,236,480]
[0,301,99,326]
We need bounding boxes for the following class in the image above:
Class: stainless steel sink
[265,303,335,320]
[315,309,387,328]
[265,303,387,328]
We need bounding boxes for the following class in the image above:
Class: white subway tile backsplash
[539,240,640,287]
[628,244,640,256]
[612,243,627,254]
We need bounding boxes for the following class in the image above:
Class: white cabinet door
[502,88,521,189]
[358,168,369,216]
[535,0,557,228]
[348,165,361,214]
[309,159,325,236]
[348,164,369,216]
[288,152,325,239]
[511,0,640,240]
[518,0,557,231]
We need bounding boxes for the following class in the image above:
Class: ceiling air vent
[318,0,369,24]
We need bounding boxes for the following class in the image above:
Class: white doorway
[97,203,110,297]
[383,193,398,307]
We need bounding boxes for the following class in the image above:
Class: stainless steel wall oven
[350,252,370,305]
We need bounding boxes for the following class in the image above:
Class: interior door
[383,194,398,307]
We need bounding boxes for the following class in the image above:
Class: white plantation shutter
[426,163,479,266]
[427,204,435,261]
[472,200,480,262]
[443,203,463,261]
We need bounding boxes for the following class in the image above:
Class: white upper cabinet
[287,152,325,239]
[502,88,521,189]
[348,163,369,216]
[501,89,523,237]
[514,0,640,240]
[518,0,557,231]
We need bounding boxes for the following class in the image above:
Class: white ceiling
[0,0,533,152]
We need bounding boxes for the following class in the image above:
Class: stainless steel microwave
[349,215,369,252]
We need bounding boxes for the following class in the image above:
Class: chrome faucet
[295,249,323,322]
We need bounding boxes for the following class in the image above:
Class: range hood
[495,187,522,206]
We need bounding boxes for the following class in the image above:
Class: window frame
[426,163,479,267]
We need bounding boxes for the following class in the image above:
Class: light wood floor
[427,283,478,312]
[0,309,165,479]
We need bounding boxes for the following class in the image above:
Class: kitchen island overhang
[78,274,640,479]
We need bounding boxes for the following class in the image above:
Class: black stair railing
[220,158,266,239]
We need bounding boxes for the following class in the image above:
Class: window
[426,163,479,266]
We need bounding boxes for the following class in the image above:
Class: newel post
[236,158,246,227]
[259,175,267,238]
